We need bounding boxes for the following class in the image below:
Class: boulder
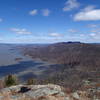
[25,87,60,98]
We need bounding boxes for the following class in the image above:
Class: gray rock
[25,87,59,98]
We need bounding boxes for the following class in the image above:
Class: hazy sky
[0,0,100,43]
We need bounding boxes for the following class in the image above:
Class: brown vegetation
[18,42,100,89]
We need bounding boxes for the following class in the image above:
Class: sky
[0,0,100,43]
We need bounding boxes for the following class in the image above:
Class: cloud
[80,34,85,37]
[68,29,78,33]
[82,5,95,12]
[74,5,100,21]
[63,0,80,11]
[91,30,98,33]
[29,9,38,16]
[90,33,96,37]
[0,18,3,22]
[29,9,50,16]
[89,32,100,40]
[87,24,98,28]
[49,32,62,37]
[5,35,64,43]
[89,28,100,40]
[42,9,50,16]
[90,28,100,34]
[10,28,32,35]
[0,37,3,41]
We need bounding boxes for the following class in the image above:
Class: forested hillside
[20,42,100,89]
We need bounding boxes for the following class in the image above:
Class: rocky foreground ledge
[0,84,99,100]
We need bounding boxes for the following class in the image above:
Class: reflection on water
[0,61,43,77]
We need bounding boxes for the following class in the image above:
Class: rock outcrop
[0,84,99,100]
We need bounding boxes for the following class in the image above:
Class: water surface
[0,44,50,81]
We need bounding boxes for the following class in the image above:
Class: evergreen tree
[5,74,18,87]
